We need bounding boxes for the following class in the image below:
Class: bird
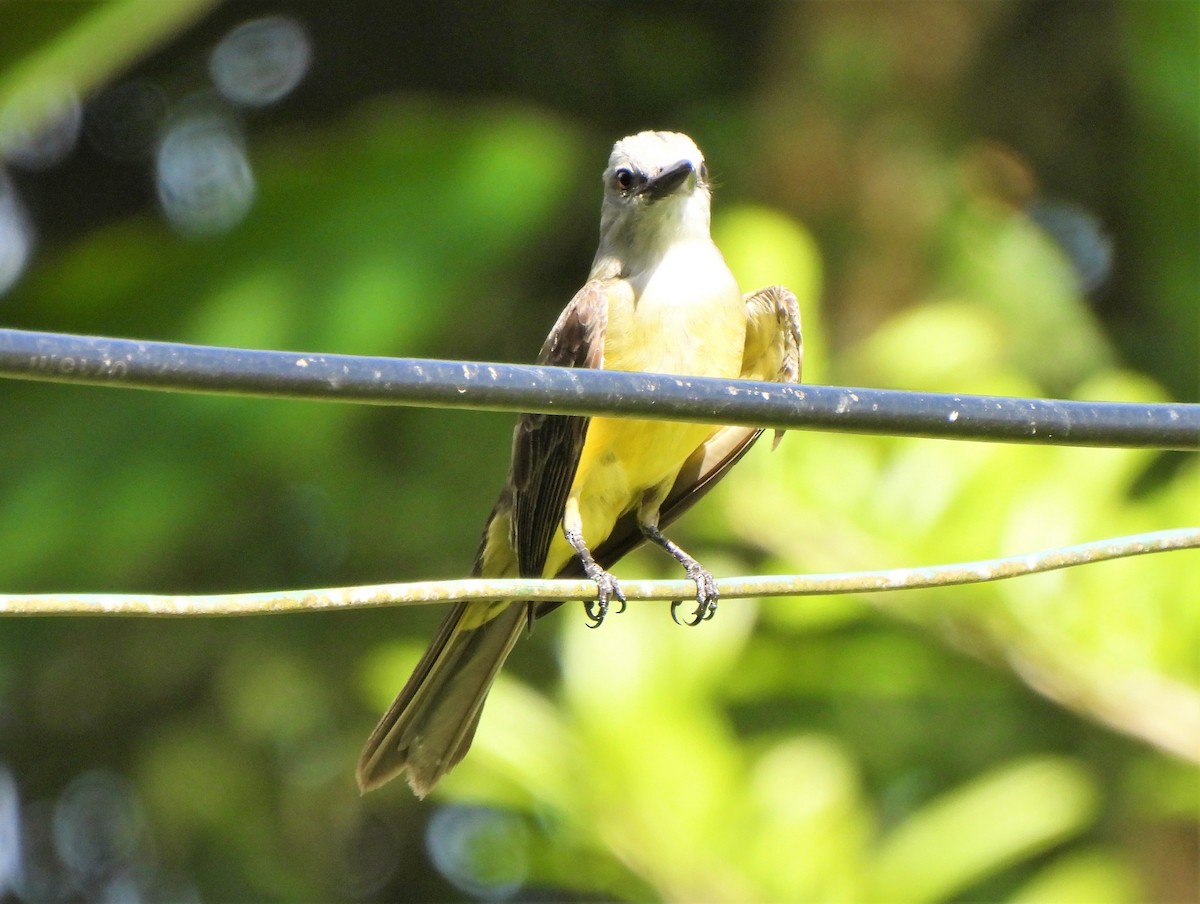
[357,130,801,797]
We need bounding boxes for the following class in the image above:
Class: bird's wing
[541,284,801,599]
[740,283,802,449]
[503,279,608,578]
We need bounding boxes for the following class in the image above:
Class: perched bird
[358,131,801,796]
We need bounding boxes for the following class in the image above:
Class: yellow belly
[543,247,745,576]
[539,416,715,575]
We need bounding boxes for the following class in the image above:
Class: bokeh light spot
[155,108,255,237]
[1029,200,1114,294]
[0,170,33,296]
[0,767,19,899]
[209,16,312,108]
[425,805,529,900]
[51,770,147,887]
[0,84,82,170]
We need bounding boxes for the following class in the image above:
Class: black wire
[1,327,1196,450]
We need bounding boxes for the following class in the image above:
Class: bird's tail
[356,600,527,797]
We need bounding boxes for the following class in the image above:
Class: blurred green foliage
[0,2,1196,902]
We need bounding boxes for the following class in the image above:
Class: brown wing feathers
[508,281,608,577]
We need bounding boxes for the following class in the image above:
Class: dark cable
[1,327,1196,449]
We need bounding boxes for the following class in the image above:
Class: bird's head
[594,131,713,276]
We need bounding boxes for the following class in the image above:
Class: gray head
[593,131,714,275]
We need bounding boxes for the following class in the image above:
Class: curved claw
[670,599,685,626]
[583,569,626,628]
[584,597,606,629]
[672,565,719,627]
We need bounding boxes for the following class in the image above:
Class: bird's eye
[699,162,709,182]
[614,167,635,192]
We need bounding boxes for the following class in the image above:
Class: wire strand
[2,527,1195,617]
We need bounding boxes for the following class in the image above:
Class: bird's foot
[670,563,718,627]
[582,564,626,628]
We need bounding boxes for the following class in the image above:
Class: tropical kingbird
[358,131,801,796]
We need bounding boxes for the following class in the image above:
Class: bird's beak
[639,160,695,201]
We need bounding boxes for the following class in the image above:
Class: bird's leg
[563,498,626,628]
[638,493,718,626]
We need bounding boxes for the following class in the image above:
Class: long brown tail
[356,600,527,797]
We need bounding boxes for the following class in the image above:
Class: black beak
[639,160,695,201]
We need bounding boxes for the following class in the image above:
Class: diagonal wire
[1,527,1195,617]
[1,327,1197,448]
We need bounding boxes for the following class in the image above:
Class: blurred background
[0,1,1196,901]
